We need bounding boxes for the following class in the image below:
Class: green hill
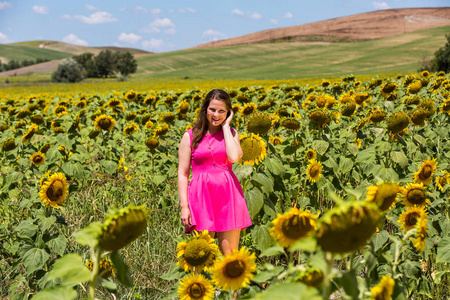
[0,43,72,62]
[135,26,450,80]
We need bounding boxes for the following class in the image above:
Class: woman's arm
[178,132,191,227]
[222,109,243,163]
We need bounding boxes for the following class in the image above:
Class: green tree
[51,59,86,83]
[94,50,116,78]
[73,52,99,77]
[430,34,450,72]
[115,52,138,76]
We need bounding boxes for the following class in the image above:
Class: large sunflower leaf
[245,188,264,218]
[32,286,77,300]
[48,254,90,284]
[23,247,50,274]
[437,237,450,263]
[254,282,321,300]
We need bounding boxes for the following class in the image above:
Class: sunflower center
[99,118,112,129]
[46,180,64,202]
[224,260,245,278]
[405,212,420,227]
[375,184,398,211]
[407,189,426,205]
[307,152,314,160]
[184,239,211,267]
[443,102,450,112]
[309,165,320,178]
[33,155,44,164]
[281,215,313,239]
[419,166,432,180]
[188,282,205,299]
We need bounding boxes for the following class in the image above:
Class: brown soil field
[190,7,450,49]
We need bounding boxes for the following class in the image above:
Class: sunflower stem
[322,251,333,299]
[88,246,102,300]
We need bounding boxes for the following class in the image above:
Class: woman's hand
[223,109,234,127]
[180,207,191,227]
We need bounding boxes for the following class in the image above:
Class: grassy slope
[135,26,449,80]
[0,44,72,61]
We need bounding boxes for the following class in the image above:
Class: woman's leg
[208,231,216,239]
[217,229,241,255]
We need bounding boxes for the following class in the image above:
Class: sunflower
[210,247,256,291]
[369,109,386,124]
[53,105,67,116]
[270,207,318,247]
[269,135,283,145]
[413,158,437,185]
[88,129,101,139]
[247,112,272,135]
[341,101,357,117]
[239,132,267,166]
[280,117,301,131]
[355,138,362,148]
[30,152,45,166]
[380,82,398,97]
[94,115,116,131]
[412,215,428,253]
[125,90,137,101]
[241,103,257,116]
[177,230,219,273]
[305,149,317,161]
[15,121,27,129]
[108,98,122,108]
[178,100,190,114]
[417,99,436,117]
[296,268,324,287]
[160,112,176,124]
[387,111,409,134]
[306,159,323,183]
[22,124,38,142]
[410,109,428,126]
[308,109,329,127]
[366,182,400,212]
[86,258,114,279]
[16,108,30,119]
[354,92,370,106]
[113,104,125,114]
[321,80,331,87]
[40,143,51,154]
[125,112,137,121]
[316,201,381,253]
[75,100,87,109]
[99,205,148,252]
[154,124,169,137]
[178,273,215,300]
[236,94,250,104]
[1,137,16,152]
[144,96,157,106]
[400,183,430,208]
[407,81,422,95]
[435,170,449,192]
[39,172,69,209]
[145,137,159,150]
[123,123,139,135]
[398,206,427,233]
[232,103,241,114]
[370,274,395,300]
[440,99,450,115]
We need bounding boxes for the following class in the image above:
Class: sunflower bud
[145,138,159,150]
[247,112,272,135]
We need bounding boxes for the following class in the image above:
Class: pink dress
[185,128,252,233]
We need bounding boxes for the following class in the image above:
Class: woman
[178,89,252,255]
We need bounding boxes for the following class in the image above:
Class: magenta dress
[185,128,252,233]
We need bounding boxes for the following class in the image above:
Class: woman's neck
[207,124,221,135]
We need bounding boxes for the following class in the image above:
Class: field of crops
[1,71,450,300]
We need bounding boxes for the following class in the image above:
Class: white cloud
[373,1,390,10]
[179,7,195,13]
[270,19,278,25]
[62,34,88,46]
[202,29,227,42]
[231,9,244,16]
[0,1,13,10]
[118,32,142,44]
[283,12,293,19]
[141,18,175,34]
[151,8,161,14]
[32,5,49,14]
[0,32,12,43]
[142,39,164,51]
[73,11,117,24]
[133,6,148,13]
[60,14,71,20]
[249,12,262,20]
[85,4,98,11]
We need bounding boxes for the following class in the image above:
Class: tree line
[52,50,138,83]
[0,58,50,72]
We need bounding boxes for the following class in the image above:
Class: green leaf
[47,234,67,256]
[159,261,185,281]
[264,157,285,176]
[336,270,359,300]
[111,252,133,287]
[259,244,285,257]
[252,173,274,195]
[347,143,359,156]
[99,278,117,292]
[245,188,264,218]
[151,175,166,186]
[251,225,273,251]
[391,151,408,169]
[356,148,376,163]
[23,248,50,274]
[254,282,321,300]
[100,159,118,175]
[73,222,103,248]
[372,230,389,252]
[48,254,91,284]
[289,236,317,252]
[312,140,329,156]
[31,285,77,300]
[39,215,56,233]
[437,237,450,263]
[339,157,354,175]
[233,164,253,180]
[14,219,38,239]
[323,157,338,173]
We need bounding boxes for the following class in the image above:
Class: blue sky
[0,0,448,53]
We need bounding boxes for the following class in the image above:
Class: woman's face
[206,98,228,127]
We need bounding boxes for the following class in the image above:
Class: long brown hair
[191,89,231,149]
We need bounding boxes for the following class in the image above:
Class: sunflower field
[1,71,450,300]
